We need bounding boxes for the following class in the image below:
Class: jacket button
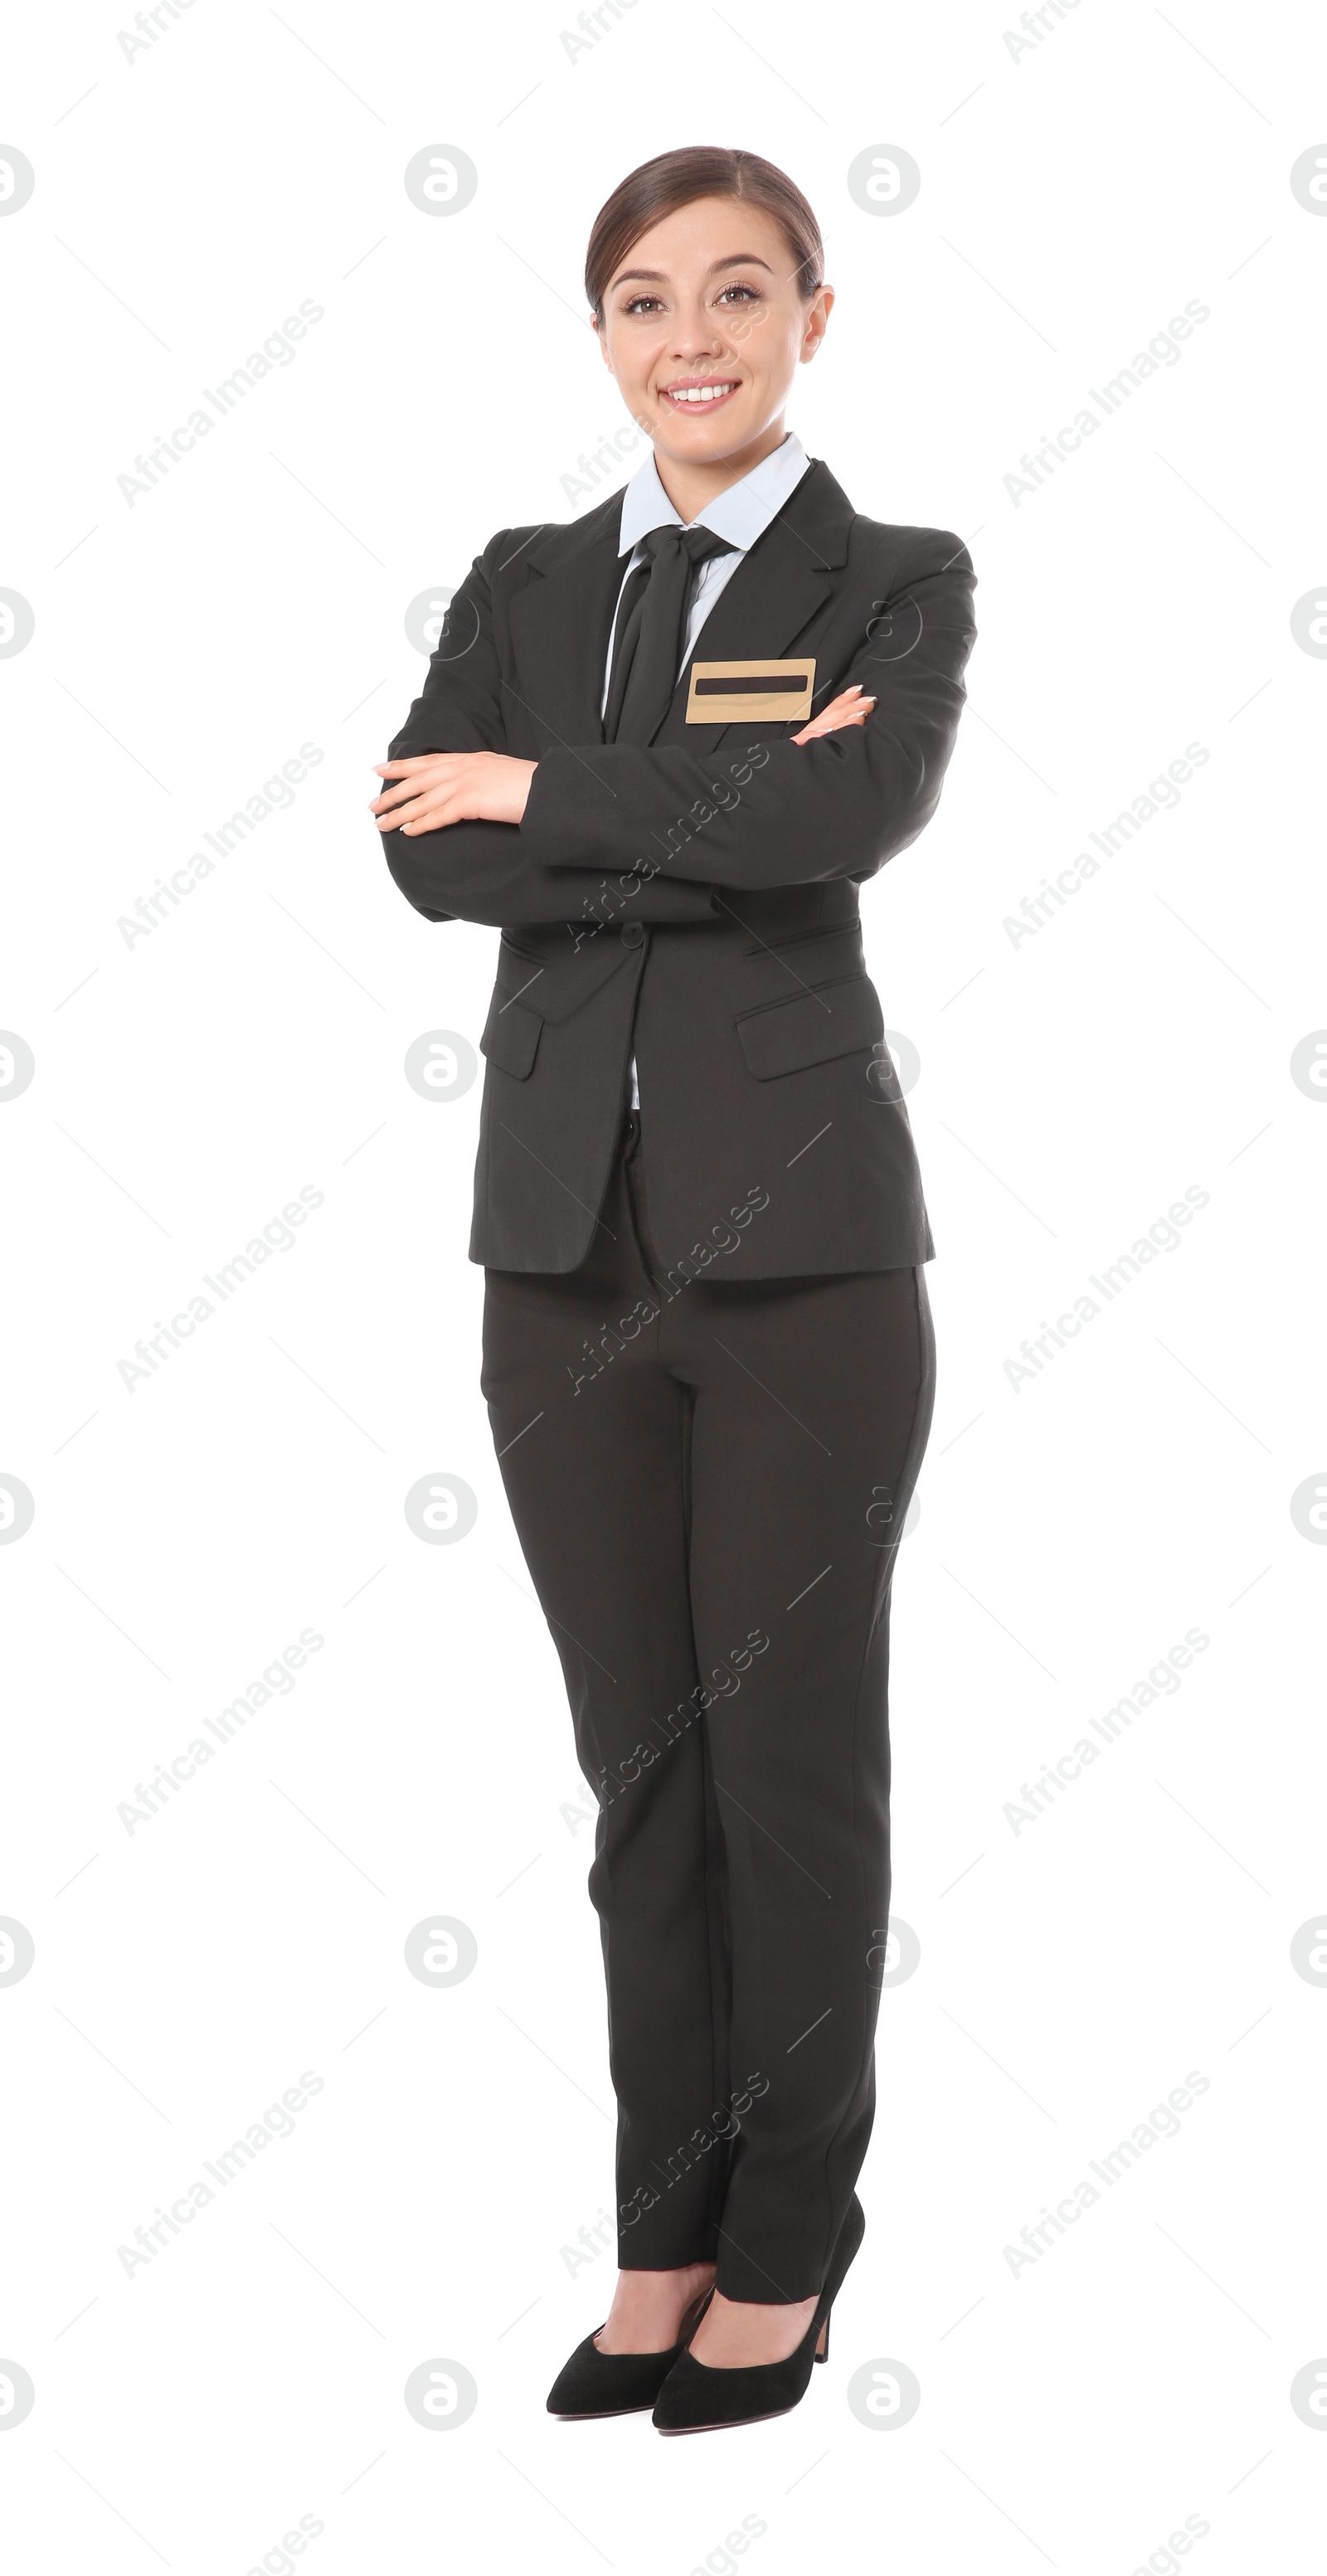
[620,920,644,947]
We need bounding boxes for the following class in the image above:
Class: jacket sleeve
[377,534,720,931]
[517,533,976,892]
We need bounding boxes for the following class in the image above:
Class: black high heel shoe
[547,2282,715,2419]
[652,2196,865,2435]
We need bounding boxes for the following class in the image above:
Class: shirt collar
[616,430,811,558]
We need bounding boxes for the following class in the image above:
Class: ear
[801,284,834,361]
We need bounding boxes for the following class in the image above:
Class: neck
[650,419,788,527]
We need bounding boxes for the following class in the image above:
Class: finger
[376,793,445,833]
[401,804,455,834]
[806,688,872,729]
[374,756,445,778]
[794,697,874,743]
[371,773,439,813]
[791,713,872,746]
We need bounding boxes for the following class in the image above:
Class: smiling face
[594,194,833,503]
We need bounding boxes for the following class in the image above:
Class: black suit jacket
[378,458,976,1278]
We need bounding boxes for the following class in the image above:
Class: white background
[2,1,1325,2568]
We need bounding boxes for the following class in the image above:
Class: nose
[669,303,726,358]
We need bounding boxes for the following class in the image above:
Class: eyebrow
[610,254,775,289]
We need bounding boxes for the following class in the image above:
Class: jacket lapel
[651,458,857,754]
[506,496,624,754]
[504,456,857,760]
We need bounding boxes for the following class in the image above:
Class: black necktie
[603,522,738,744]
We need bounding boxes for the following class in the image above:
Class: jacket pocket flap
[496,931,630,1025]
[481,991,542,1079]
[736,972,883,1080]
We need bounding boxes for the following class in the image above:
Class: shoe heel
[814,2305,831,2364]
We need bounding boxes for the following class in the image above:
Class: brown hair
[585,146,824,321]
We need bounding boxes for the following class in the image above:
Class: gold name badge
[684,658,816,724]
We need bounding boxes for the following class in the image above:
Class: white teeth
[665,383,736,403]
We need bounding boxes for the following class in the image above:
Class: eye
[717,282,761,304]
[622,294,665,314]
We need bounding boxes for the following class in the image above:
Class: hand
[371,751,537,834]
[791,683,876,746]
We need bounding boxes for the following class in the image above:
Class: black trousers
[481,1112,936,2303]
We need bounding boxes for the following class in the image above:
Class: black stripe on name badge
[695,672,806,695]
[684,657,816,724]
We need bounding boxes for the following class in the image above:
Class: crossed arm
[371,683,876,834]
[371,532,975,925]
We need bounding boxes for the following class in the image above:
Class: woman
[372,144,976,2433]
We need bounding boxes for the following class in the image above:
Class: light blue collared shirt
[605,430,814,1106]
[601,429,813,722]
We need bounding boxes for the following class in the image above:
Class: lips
[659,380,741,409]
